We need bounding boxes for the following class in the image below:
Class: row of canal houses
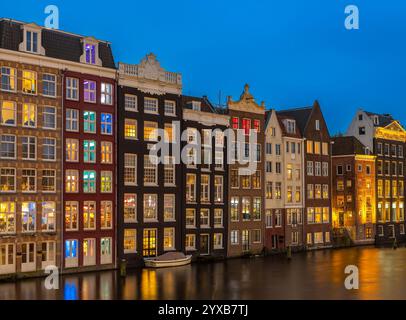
[0,19,405,278]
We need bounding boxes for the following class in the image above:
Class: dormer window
[286,120,296,134]
[19,24,45,55]
[189,101,201,111]
[26,31,38,53]
[85,44,96,64]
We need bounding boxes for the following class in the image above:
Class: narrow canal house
[264,110,285,251]
[182,95,229,258]
[346,110,405,245]
[0,19,63,277]
[117,53,183,267]
[332,136,376,244]
[61,30,116,272]
[227,84,265,257]
[278,101,332,249]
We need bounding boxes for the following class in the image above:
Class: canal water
[0,246,405,300]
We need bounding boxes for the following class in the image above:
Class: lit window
[22,202,36,232]
[42,169,56,192]
[242,118,251,135]
[144,121,158,141]
[83,238,96,265]
[144,194,157,221]
[83,170,96,193]
[0,168,16,192]
[65,170,79,193]
[185,234,196,250]
[0,101,16,126]
[124,229,136,253]
[22,104,36,127]
[65,240,78,259]
[164,123,175,142]
[22,70,37,94]
[66,78,79,101]
[186,209,195,227]
[124,194,137,222]
[83,140,96,163]
[164,228,175,251]
[164,194,175,221]
[85,44,96,64]
[253,119,260,132]
[41,202,55,231]
[84,80,96,103]
[101,141,113,164]
[83,201,96,230]
[186,174,196,202]
[144,97,158,114]
[214,209,223,227]
[232,117,239,129]
[101,83,113,105]
[0,202,16,234]
[65,202,78,231]
[0,67,16,92]
[124,153,137,185]
[101,201,112,229]
[213,233,223,249]
[83,111,96,133]
[125,94,137,111]
[201,175,210,202]
[101,171,113,193]
[200,209,210,227]
[42,74,56,97]
[125,119,137,139]
[100,238,112,264]
[66,139,79,162]
[164,156,175,185]
[101,113,113,135]
[214,176,223,203]
[66,109,79,131]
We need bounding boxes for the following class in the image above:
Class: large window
[42,169,56,192]
[65,170,79,193]
[66,139,79,162]
[214,233,223,249]
[201,175,210,202]
[42,74,56,97]
[101,83,113,105]
[0,135,16,159]
[0,168,16,192]
[214,209,223,227]
[65,201,78,231]
[164,194,175,221]
[83,201,96,230]
[22,202,36,232]
[144,194,157,221]
[164,100,176,116]
[124,229,137,253]
[101,171,113,193]
[42,138,56,161]
[101,201,113,229]
[164,156,175,185]
[125,94,137,111]
[41,202,55,231]
[144,121,158,141]
[22,136,36,160]
[200,209,210,228]
[22,70,37,94]
[186,209,195,227]
[0,101,16,126]
[186,174,196,202]
[185,234,196,250]
[1,67,16,92]
[26,31,39,53]
[144,97,158,114]
[253,197,261,220]
[22,104,36,127]
[83,140,96,163]
[124,153,137,185]
[164,228,175,251]
[66,109,79,131]
[83,111,96,133]
[101,113,113,135]
[0,202,15,234]
[101,141,113,164]
[242,197,251,220]
[84,80,96,103]
[22,169,36,192]
[125,119,137,139]
[144,155,157,185]
[43,106,56,129]
[230,197,239,221]
[214,176,223,203]
[83,171,96,193]
[66,78,79,101]
[124,194,137,222]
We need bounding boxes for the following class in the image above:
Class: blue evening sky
[2,0,406,134]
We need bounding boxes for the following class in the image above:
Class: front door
[339,212,345,227]
[143,229,157,257]
[200,234,209,255]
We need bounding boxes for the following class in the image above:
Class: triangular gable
[227,84,265,115]
[375,120,406,142]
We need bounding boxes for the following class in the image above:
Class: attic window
[26,31,38,53]
[358,114,363,121]
[188,101,201,111]
[315,119,320,131]
[374,116,379,125]
[80,38,101,66]
[286,120,295,134]
[85,44,96,64]
[19,24,45,55]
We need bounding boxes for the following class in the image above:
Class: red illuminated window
[242,118,251,135]
[232,117,239,129]
[253,120,260,132]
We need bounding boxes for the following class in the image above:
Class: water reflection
[0,247,405,300]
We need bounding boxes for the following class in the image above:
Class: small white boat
[144,252,192,268]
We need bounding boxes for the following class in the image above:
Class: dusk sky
[2,0,406,134]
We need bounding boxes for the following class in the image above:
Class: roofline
[277,106,313,113]
[0,17,112,45]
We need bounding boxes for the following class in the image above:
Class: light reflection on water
[0,246,406,300]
